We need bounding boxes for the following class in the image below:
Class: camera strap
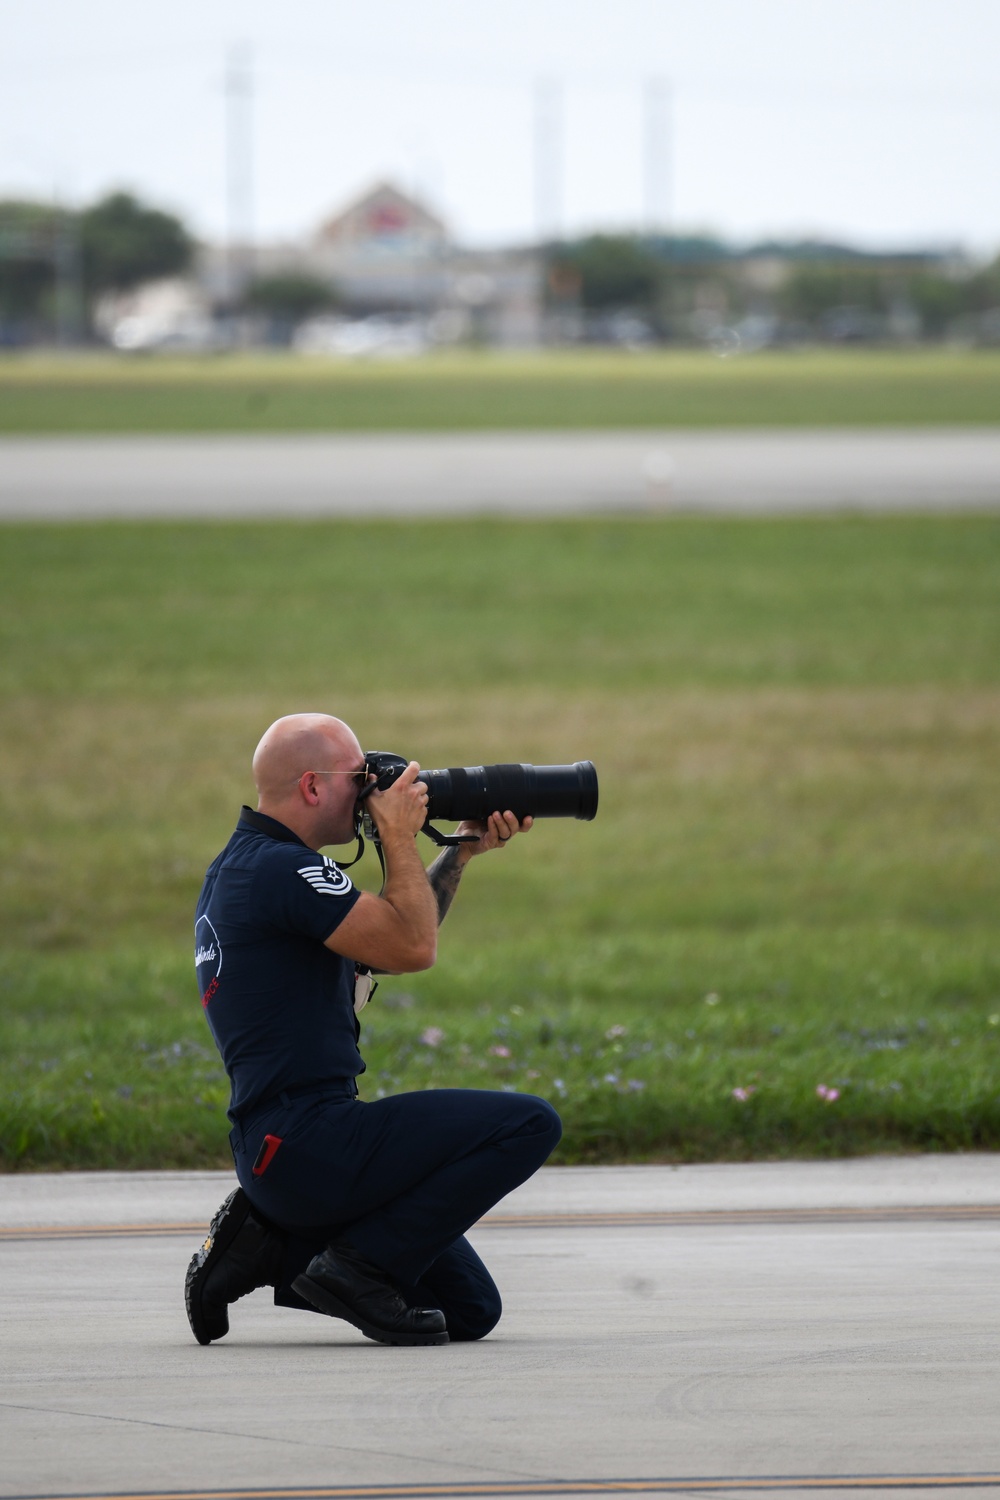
[340,798,476,898]
[338,830,366,869]
[338,816,388,889]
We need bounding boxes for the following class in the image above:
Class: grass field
[1,514,998,1170]
[1,348,999,431]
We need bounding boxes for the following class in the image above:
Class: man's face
[314,730,368,847]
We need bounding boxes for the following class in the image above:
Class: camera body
[362,752,598,825]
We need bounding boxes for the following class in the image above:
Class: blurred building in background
[195,181,544,353]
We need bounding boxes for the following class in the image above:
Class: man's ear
[298,771,321,805]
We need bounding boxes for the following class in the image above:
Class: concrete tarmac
[2,429,1000,520]
[2,1156,999,1500]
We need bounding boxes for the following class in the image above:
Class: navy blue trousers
[230,1086,562,1341]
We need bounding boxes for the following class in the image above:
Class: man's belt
[234,1077,358,1124]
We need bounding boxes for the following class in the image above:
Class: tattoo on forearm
[427,846,465,925]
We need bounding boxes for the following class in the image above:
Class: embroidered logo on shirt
[297,856,353,897]
[194,914,222,1007]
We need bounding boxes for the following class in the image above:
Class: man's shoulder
[205,817,359,931]
[249,839,359,912]
[205,826,301,899]
[220,820,300,868]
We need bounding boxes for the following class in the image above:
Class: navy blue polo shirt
[195,806,364,1120]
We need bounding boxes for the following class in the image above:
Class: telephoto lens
[363,753,598,824]
[421,762,598,824]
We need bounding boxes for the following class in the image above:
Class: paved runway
[2,1156,999,1500]
[1,429,999,519]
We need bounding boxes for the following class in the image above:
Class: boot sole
[291,1272,449,1346]
[185,1188,253,1345]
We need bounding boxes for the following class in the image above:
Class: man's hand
[325,761,438,974]
[455,810,533,862]
[364,761,430,845]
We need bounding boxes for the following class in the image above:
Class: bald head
[253,713,360,804]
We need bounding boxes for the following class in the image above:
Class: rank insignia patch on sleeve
[296,857,353,897]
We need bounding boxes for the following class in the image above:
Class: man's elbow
[365,923,436,974]
[407,934,437,972]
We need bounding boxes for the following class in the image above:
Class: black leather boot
[185,1187,283,1345]
[292,1241,448,1346]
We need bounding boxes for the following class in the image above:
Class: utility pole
[533,76,563,244]
[53,203,85,348]
[643,76,671,242]
[225,42,254,305]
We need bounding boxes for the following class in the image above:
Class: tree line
[0,191,335,344]
[545,235,1000,344]
[0,193,193,339]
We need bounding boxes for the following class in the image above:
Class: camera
[361,752,598,830]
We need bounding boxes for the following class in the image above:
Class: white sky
[2,0,999,255]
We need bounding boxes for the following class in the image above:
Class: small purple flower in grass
[732,1086,756,1103]
[420,1027,445,1048]
[816,1084,840,1102]
[489,1044,511,1059]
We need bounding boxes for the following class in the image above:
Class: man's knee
[514,1093,562,1154]
[538,1096,562,1148]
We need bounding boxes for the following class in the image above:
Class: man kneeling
[186,713,562,1346]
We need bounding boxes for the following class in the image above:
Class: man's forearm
[426,845,469,925]
[376,828,440,968]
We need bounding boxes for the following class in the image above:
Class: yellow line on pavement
[3,1204,1000,1243]
[15,1473,1000,1499]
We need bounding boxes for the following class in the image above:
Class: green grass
[1,515,999,1167]
[1,348,999,431]
[4,517,1000,703]
[4,933,999,1168]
